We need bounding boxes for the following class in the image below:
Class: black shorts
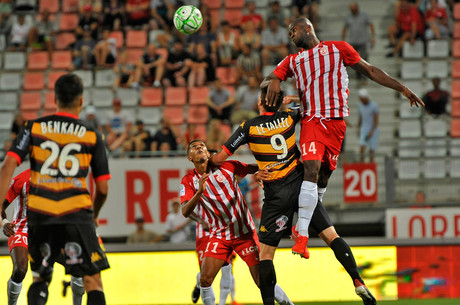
[310,200,333,235]
[28,223,110,278]
[258,165,303,247]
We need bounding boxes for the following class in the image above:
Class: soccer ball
[173,5,203,35]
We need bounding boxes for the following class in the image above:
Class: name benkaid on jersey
[5,169,30,234]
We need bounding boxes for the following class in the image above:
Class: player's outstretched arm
[352,59,425,108]
[261,72,282,107]
[182,173,209,217]
[209,150,231,167]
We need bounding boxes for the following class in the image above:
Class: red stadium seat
[195,124,207,142]
[20,92,42,111]
[59,14,79,31]
[126,30,147,48]
[55,32,76,50]
[225,0,244,9]
[47,71,66,90]
[454,22,460,39]
[44,91,57,110]
[140,88,163,107]
[187,106,209,124]
[165,87,187,106]
[109,31,124,48]
[62,0,79,13]
[209,9,220,31]
[202,0,221,9]
[125,48,144,65]
[451,100,460,117]
[27,51,49,70]
[216,67,237,85]
[51,51,72,70]
[452,80,460,99]
[455,3,460,20]
[23,73,45,91]
[42,109,56,117]
[453,40,460,58]
[451,118,460,137]
[189,87,210,105]
[163,106,185,125]
[40,0,60,13]
[223,9,243,27]
[22,111,39,121]
[453,60,460,79]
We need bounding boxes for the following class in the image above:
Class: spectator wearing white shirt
[104,98,133,152]
[261,16,289,66]
[9,14,31,51]
[165,199,191,244]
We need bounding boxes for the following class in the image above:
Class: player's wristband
[1,218,10,226]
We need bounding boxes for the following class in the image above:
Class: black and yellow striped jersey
[223,109,302,181]
[8,112,110,225]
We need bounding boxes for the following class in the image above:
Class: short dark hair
[55,73,83,108]
[187,139,204,155]
[260,87,285,112]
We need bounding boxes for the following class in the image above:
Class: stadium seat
[451,100,460,117]
[4,52,26,70]
[21,111,39,121]
[400,61,423,79]
[452,80,460,99]
[110,31,124,48]
[223,9,243,27]
[59,14,79,31]
[0,73,21,90]
[20,92,42,111]
[62,0,78,12]
[126,48,144,65]
[455,3,460,20]
[140,88,163,107]
[23,72,45,91]
[398,102,422,118]
[424,119,447,137]
[398,139,421,157]
[42,109,56,117]
[449,158,460,178]
[0,34,6,51]
[209,9,220,30]
[189,87,210,105]
[398,120,422,138]
[278,0,292,6]
[46,71,66,90]
[55,32,76,50]
[126,30,147,49]
[451,118,460,138]
[426,61,449,78]
[399,80,424,99]
[44,91,56,110]
[216,67,237,85]
[163,106,185,125]
[453,40,460,58]
[165,87,187,106]
[427,40,449,58]
[202,0,221,9]
[194,124,207,142]
[402,41,424,59]
[454,22,460,39]
[423,159,446,179]
[398,159,420,179]
[116,88,139,107]
[0,112,13,130]
[91,88,114,107]
[225,0,244,9]
[450,138,460,156]
[39,0,59,13]
[27,51,49,70]
[74,70,93,87]
[95,69,116,87]
[452,60,460,78]
[51,51,72,70]
[0,92,18,111]
[424,139,447,157]
[255,0,269,7]
[136,107,162,125]
[187,106,209,124]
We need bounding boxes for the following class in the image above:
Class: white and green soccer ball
[173,5,203,35]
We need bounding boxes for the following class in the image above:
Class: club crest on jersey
[214,174,225,183]
[320,46,328,56]
[275,215,288,232]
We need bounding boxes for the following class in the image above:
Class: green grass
[244,299,460,305]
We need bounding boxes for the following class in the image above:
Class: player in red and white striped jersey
[262,17,424,305]
[181,140,293,305]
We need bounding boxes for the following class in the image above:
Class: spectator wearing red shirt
[386,0,424,57]
[424,0,449,40]
[126,0,150,29]
[241,1,263,31]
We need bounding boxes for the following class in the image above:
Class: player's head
[187,140,210,164]
[288,17,316,48]
[259,87,285,113]
[55,73,83,110]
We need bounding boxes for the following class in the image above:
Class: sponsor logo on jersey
[275,215,288,232]
[65,242,83,265]
[259,225,268,232]
[230,132,245,148]
[91,252,102,263]
[241,245,258,256]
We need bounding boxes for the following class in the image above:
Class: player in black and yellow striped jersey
[0,74,110,305]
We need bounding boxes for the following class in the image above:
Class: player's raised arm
[182,173,209,218]
[261,72,282,107]
[351,58,425,107]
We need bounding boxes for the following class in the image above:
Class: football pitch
[244,300,460,305]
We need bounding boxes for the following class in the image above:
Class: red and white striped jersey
[5,169,30,234]
[180,161,255,241]
[273,41,361,118]
[194,203,210,240]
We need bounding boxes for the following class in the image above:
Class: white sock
[200,285,215,305]
[70,276,84,305]
[218,265,232,305]
[297,181,318,236]
[7,278,22,305]
[274,284,294,305]
[196,272,201,288]
[230,270,235,301]
[318,187,327,202]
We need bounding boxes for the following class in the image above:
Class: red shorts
[204,232,260,267]
[300,116,346,170]
[196,235,210,267]
[8,231,28,252]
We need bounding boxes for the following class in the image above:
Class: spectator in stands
[206,119,227,151]
[293,0,319,30]
[113,51,137,89]
[206,78,235,123]
[342,2,375,82]
[266,1,287,28]
[150,0,176,31]
[135,43,165,88]
[93,28,118,67]
[150,118,177,157]
[187,43,214,88]
[10,113,24,140]
[104,97,133,152]
[422,77,449,116]
[125,0,150,29]
[216,21,239,66]
[236,42,262,85]
[358,89,379,163]
[239,20,261,52]
[127,217,164,244]
[122,119,151,157]
[102,0,126,31]
[415,191,426,205]
[165,199,191,244]
[79,0,103,14]
[424,0,449,40]
[386,0,424,57]
[70,28,97,70]
[148,18,170,48]
[261,16,289,66]
[241,1,263,31]
[231,76,259,125]
[76,4,99,40]
[28,9,57,55]
[162,40,190,87]
[187,21,217,63]
[0,0,13,35]
[80,105,103,133]
[9,14,31,51]
[199,3,218,33]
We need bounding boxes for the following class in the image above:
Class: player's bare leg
[200,257,226,305]
[83,273,106,305]
[8,246,28,305]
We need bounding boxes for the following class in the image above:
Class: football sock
[87,290,106,305]
[70,276,85,305]
[218,265,232,305]
[7,278,22,305]
[297,181,318,236]
[318,187,327,202]
[230,269,235,301]
[196,272,201,288]
[274,284,294,305]
[200,285,215,305]
[330,238,364,286]
[27,281,49,305]
[259,260,276,305]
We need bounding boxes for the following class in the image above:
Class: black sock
[259,260,277,305]
[87,290,106,305]
[330,237,364,286]
[27,282,49,305]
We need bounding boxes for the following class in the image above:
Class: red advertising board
[343,163,378,203]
